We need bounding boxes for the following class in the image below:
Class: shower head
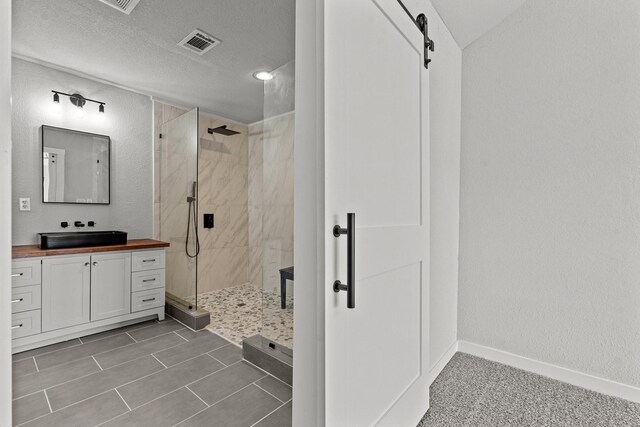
[208,125,240,136]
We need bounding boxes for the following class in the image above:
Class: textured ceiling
[12,0,295,123]
[430,0,528,48]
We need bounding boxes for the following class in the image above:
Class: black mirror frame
[41,125,111,205]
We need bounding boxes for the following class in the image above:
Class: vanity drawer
[132,269,165,292]
[131,289,165,312]
[131,250,165,272]
[12,310,41,339]
[12,259,41,288]
[12,285,41,314]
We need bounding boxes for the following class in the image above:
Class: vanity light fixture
[253,71,274,81]
[51,90,107,116]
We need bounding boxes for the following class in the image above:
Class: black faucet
[74,221,85,227]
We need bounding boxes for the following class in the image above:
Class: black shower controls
[88,221,95,227]
[204,213,214,229]
[74,221,85,227]
[60,221,69,228]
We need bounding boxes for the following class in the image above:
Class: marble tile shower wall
[248,112,295,292]
[197,114,249,293]
[248,122,263,290]
[153,101,250,298]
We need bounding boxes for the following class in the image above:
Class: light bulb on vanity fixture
[51,91,62,114]
[98,103,106,122]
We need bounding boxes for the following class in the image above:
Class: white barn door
[323,0,431,425]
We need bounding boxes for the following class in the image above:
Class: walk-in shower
[154,60,295,382]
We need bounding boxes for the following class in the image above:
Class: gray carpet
[418,353,640,427]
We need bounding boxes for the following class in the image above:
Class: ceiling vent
[96,0,141,14]
[178,29,221,55]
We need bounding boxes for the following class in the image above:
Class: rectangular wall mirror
[42,125,110,204]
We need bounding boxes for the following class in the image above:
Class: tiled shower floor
[195,284,294,349]
[12,319,292,427]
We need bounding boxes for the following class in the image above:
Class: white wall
[11,58,153,245]
[0,2,12,425]
[293,1,462,423]
[403,0,462,376]
[421,0,462,374]
[292,0,325,425]
[460,0,640,388]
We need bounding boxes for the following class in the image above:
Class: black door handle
[333,213,355,309]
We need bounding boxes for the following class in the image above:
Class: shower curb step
[242,335,293,385]
[165,298,211,331]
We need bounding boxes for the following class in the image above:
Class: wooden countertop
[12,239,170,259]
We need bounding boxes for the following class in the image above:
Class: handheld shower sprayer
[185,181,200,258]
[187,181,197,203]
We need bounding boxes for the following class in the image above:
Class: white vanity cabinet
[42,255,91,332]
[130,250,165,312]
[11,242,167,353]
[11,259,42,339]
[90,252,132,321]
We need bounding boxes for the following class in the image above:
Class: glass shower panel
[159,108,199,309]
[260,61,295,350]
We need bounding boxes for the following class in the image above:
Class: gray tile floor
[419,353,640,427]
[12,319,292,427]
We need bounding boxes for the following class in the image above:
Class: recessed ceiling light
[253,71,274,81]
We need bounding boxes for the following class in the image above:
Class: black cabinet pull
[333,213,355,309]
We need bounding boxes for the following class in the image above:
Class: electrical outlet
[19,198,30,211]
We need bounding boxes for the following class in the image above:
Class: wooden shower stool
[279,266,294,309]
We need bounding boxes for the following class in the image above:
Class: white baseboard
[428,340,458,385]
[457,340,640,404]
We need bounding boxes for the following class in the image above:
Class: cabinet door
[42,255,91,332]
[91,252,131,321]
